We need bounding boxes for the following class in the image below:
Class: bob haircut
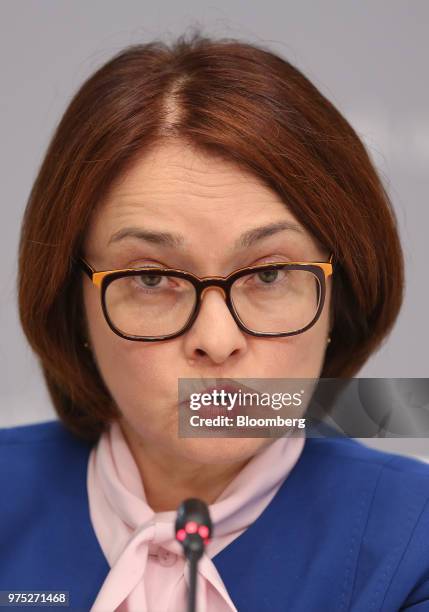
[17,30,404,443]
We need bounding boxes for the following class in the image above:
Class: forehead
[84,140,323,263]
[99,140,294,221]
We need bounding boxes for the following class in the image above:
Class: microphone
[175,498,213,612]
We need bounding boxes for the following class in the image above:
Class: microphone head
[175,498,213,559]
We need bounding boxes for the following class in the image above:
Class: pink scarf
[87,421,305,611]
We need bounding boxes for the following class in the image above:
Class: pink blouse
[87,421,305,611]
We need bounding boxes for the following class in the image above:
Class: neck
[118,421,253,512]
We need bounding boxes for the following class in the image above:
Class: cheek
[84,292,178,418]
[290,306,330,377]
[253,312,329,378]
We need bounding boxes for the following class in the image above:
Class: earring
[327,336,331,344]
[83,340,90,349]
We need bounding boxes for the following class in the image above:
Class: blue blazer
[1,420,429,612]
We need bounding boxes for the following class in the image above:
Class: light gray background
[1,2,428,458]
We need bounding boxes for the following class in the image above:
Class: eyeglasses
[76,254,334,342]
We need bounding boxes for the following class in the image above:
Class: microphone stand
[175,498,213,612]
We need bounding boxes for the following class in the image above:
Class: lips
[179,379,261,416]
[199,386,241,417]
[199,384,243,398]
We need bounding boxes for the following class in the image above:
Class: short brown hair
[17,29,404,443]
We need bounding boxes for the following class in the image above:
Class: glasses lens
[104,272,196,338]
[230,267,321,333]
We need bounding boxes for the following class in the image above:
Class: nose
[200,286,226,300]
[182,286,247,365]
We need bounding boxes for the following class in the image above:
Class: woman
[2,30,429,611]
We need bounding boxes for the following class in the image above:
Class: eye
[232,267,290,293]
[131,272,189,294]
[132,273,175,292]
[137,274,165,288]
[250,267,290,287]
[255,269,282,284]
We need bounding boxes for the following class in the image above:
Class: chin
[176,436,272,465]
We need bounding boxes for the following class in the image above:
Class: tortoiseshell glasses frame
[76,254,334,342]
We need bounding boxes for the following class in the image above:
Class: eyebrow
[108,220,305,250]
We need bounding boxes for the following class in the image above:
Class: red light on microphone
[185,520,198,534]
[198,525,209,538]
[176,528,187,542]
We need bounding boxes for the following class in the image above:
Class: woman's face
[82,140,332,465]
